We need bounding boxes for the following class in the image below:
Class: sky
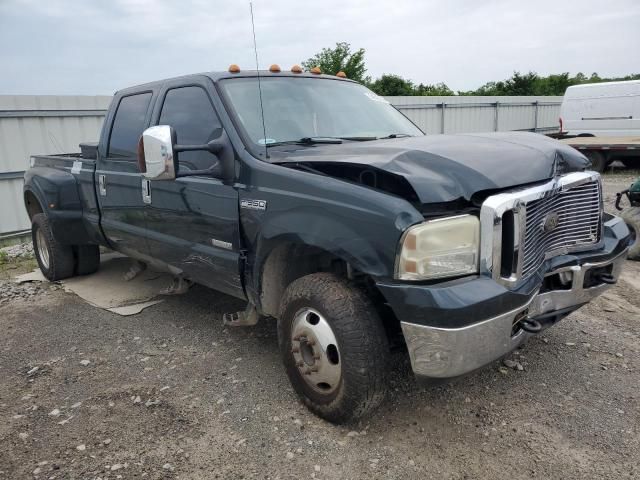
[1,0,639,95]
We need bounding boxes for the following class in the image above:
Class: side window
[108,92,152,158]
[159,86,222,170]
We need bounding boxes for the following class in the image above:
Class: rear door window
[158,86,222,170]
[108,92,152,158]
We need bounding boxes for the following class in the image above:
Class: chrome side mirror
[138,125,177,181]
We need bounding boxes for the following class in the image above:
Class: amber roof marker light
[228,64,241,73]
[336,71,347,78]
[269,64,281,73]
[310,66,321,74]
[291,65,303,74]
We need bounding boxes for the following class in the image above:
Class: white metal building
[0,94,561,237]
[0,95,111,237]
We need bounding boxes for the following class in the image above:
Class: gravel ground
[0,174,638,480]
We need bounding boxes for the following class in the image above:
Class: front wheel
[278,273,390,423]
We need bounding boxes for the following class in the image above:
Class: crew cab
[23,67,631,423]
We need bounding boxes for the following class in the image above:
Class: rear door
[144,79,244,298]
[96,91,154,258]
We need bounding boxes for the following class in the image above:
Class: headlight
[396,214,480,280]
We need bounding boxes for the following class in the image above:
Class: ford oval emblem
[542,212,560,232]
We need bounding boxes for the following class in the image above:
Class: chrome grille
[480,171,604,288]
[521,180,602,278]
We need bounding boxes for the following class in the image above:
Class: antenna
[250,2,268,159]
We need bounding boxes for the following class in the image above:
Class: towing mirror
[138,125,178,180]
[138,125,225,180]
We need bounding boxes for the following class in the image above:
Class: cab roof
[115,70,356,96]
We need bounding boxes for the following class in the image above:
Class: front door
[96,91,154,258]
[144,80,244,299]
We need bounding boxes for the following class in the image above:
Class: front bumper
[378,215,630,379]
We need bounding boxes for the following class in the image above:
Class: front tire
[32,213,75,281]
[278,273,389,423]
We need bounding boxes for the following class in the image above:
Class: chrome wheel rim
[35,229,50,270]
[291,308,341,394]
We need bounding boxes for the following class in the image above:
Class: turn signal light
[310,66,321,74]
[228,64,241,73]
[336,71,347,78]
[269,64,281,73]
[291,65,303,73]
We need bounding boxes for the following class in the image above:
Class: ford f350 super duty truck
[24,67,631,423]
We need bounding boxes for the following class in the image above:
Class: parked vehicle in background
[23,67,631,423]
[560,80,640,137]
[558,80,640,171]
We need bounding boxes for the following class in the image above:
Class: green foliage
[368,75,454,96]
[459,71,640,96]
[414,82,454,96]
[302,42,369,83]
[0,250,7,265]
[302,43,640,96]
[368,74,415,96]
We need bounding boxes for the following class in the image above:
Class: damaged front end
[377,171,631,379]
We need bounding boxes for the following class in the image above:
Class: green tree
[302,42,369,83]
[368,74,415,96]
[414,82,454,96]
[459,71,640,96]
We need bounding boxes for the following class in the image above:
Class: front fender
[238,165,425,309]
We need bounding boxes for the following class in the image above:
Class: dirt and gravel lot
[0,174,638,480]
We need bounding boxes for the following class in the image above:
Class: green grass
[0,255,38,281]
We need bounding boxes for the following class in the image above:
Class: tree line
[302,42,640,96]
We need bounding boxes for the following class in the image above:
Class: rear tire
[278,273,389,423]
[76,245,100,275]
[584,150,607,173]
[32,213,75,281]
[621,207,640,261]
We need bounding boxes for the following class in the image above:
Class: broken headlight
[396,214,480,280]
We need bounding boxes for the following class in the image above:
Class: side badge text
[240,199,267,211]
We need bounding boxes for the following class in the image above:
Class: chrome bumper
[401,249,627,378]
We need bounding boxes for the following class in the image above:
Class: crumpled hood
[272,132,589,204]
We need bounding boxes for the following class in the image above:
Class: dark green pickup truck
[23,68,630,423]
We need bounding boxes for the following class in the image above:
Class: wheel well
[259,242,403,348]
[24,191,44,220]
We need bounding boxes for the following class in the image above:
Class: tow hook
[520,317,543,334]
[596,273,616,285]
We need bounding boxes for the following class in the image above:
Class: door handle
[142,179,152,204]
[98,174,107,196]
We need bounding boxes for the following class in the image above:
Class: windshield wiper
[264,134,412,147]
[379,133,413,139]
[338,136,377,141]
[266,136,343,147]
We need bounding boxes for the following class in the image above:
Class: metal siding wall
[0,95,111,235]
[385,96,563,135]
[0,94,563,236]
